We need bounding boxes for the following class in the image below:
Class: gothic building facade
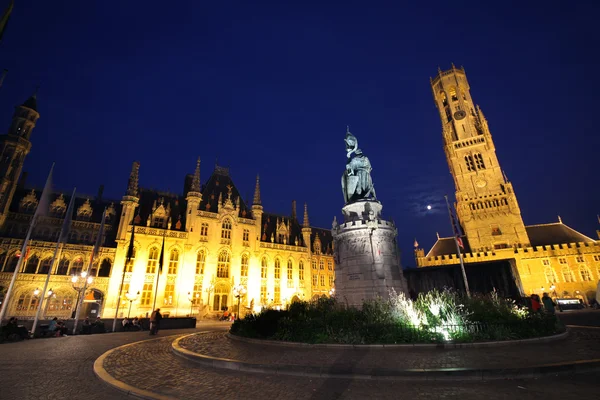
[416,66,600,302]
[0,94,334,320]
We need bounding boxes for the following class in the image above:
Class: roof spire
[558,215,562,224]
[252,174,261,206]
[303,202,310,228]
[0,0,15,44]
[190,157,201,193]
[126,161,140,197]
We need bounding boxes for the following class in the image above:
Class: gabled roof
[136,189,185,231]
[525,222,596,247]
[425,235,470,257]
[198,166,251,218]
[261,212,303,245]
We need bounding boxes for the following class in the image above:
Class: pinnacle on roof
[22,88,38,112]
[190,157,201,193]
[252,174,261,206]
[126,161,140,197]
[303,202,310,228]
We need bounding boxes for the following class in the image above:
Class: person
[149,308,162,335]
[542,292,556,314]
[132,317,142,331]
[48,317,58,334]
[220,307,230,321]
[122,317,131,330]
[82,317,92,334]
[3,317,28,340]
[55,320,68,336]
[530,294,542,312]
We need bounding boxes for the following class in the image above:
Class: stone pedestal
[332,200,407,308]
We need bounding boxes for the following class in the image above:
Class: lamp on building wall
[33,287,53,298]
[187,291,200,316]
[329,288,336,297]
[233,285,247,320]
[125,291,140,318]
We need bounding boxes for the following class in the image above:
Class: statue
[341,128,376,204]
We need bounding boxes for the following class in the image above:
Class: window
[260,285,267,304]
[544,266,557,283]
[56,258,69,275]
[320,275,325,286]
[196,250,205,274]
[168,249,179,274]
[98,259,112,277]
[70,258,84,275]
[192,283,202,305]
[440,92,448,107]
[164,283,175,305]
[449,88,458,102]
[261,257,267,278]
[4,254,19,273]
[465,155,475,171]
[579,265,592,282]
[16,293,39,311]
[287,260,293,280]
[559,258,567,264]
[241,254,249,277]
[153,217,164,228]
[120,283,130,305]
[474,153,486,169]
[312,260,317,270]
[243,229,249,243]
[217,250,230,278]
[542,259,550,266]
[299,261,304,281]
[24,255,39,274]
[140,283,153,306]
[36,258,51,275]
[47,293,73,312]
[147,248,159,274]
[491,226,502,236]
[329,276,334,286]
[274,285,280,303]
[312,274,318,287]
[125,247,136,272]
[319,260,324,270]
[200,223,209,237]
[576,256,584,263]
[594,255,600,262]
[328,261,332,271]
[221,218,232,239]
[561,265,575,283]
[274,259,281,279]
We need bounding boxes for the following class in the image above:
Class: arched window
[287,260,293,280]
[440,92,448,107]
[261,257,267,279]
[70,258,84,275]
[47,292,74,312]
[217,250,230,278]
[16,292,39,311]
[449,88,458,102]
[99,259,112,277]
[579,265,592,282]
[241,254,249,277]
[196,250,206,275]
[24,255,39,274]
[299,261,305,281]
[213,285,229,311]
[274,259,281,279]
[168,249,179,274]
[221,218,232,240]
[4,254,19,273]
[561,265,575,283]
[125,247,136,273]
[38,258,52,275]
[56,258,69,275]
[147,247,159,274]
[319,260,324,270]
[544,266,556,283]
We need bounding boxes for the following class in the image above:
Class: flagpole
[152,232,166,312]
[0,163,54,323]
[444,195,470,297]
[31,187,76,336]
[113,215,136,332]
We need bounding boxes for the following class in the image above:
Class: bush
[230,289,564,344]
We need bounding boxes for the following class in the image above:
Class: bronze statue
[341,128,376,203]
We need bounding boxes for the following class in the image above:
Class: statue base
[332,200,407,308]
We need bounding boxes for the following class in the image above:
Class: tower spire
[190,157,201,193]
[126,161,140,197]
[252,174,261,206]
[303,202,310,227]
[0,0,14,43]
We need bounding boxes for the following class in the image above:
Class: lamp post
[233,284,247,320]
[125,291,139,319]
[187,292,200,316]
[33,287,53,317]
[71,272,93,319]
[205,284,214,311]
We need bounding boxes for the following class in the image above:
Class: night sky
[1,0,598,267]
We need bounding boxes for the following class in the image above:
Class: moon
[426,205,432,210]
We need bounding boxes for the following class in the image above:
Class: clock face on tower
[475,179,487,188]
[453,110,467,120]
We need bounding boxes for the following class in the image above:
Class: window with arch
[70,258,84,275]
[579,265,592,282]
[299,261,305,281]
[4,253,19,273]
[16,292,39,311]
[217,250,230,278]
[147,247,159,274]
[38,258,52,275]
[56,258,69,275]
[196,250,206,275]
[327,261,333,271]
[274,259,281,279]
[319,260,324,270]
[312,260,317,270]
[544,266,557,283]
[125,247,136,273]
[449,88,458,102]
[98,258,112,277]
[24,255,39,274]
[168,249,179,274]
[47,292,74,312]
[440,92,448,107]
[287,260,293,280]
[261,257,267,279]
[221,218,232,240]
[561,265,575,283]
[213,285,229,311]
[241,254,249,277]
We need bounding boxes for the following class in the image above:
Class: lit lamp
[329,288,336,297]
[125,291,140,318]
[233,284,247,320]
[71,271,93,319]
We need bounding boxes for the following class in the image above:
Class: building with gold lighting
[415,66,600,303]
[0,94,335,320]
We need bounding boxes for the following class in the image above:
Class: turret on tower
[185,157,202,231]
[301,202,312,249]
[430,66,529,251]
[117,161,140,240]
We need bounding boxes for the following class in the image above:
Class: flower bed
[230,290,565,344]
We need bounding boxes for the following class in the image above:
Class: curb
[226,330,569,349]
[171,332,600,381]
[93,334,188,400]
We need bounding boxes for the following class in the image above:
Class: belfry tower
[0,93,39,227]
[431,65,529,251]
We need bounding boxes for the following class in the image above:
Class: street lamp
[187,292,200,316]
[329,288,336,297]
[125,291,140,318]
[233,285,247,320]
[205,284,214,311]
[71,272,93,318]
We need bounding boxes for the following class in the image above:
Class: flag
[445,195,464,250]
[92,208,107,260]
[58,188,77,243]
[126,215,136,263]
[0,0,14,42]
[32,163,54,222]
[413,238,419,248]
[158,234,165,274]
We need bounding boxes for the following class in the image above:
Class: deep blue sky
[1,0,599,266]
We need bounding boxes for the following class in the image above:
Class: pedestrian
[530,294,542,312]
[149,308,162,335]
[542,292,556,314]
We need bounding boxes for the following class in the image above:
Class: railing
[131,226,188,239]
[259,242,307,252]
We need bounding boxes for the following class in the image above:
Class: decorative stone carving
[77,198,93,220]
[50,194,67,217]
[341,128,376,204]
[19,189,38,213]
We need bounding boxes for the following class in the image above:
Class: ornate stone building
[416,65,600,302]
[0,94,334,320]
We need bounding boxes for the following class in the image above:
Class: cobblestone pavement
[0,321,228,400]
[101,332,600,400]
[177,328,600,370]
